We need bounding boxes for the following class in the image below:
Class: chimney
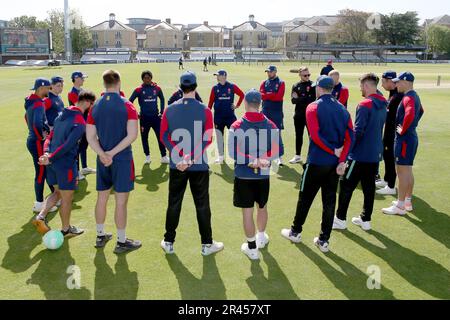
[109,13,116,28]
[249,15,255,22]
[204,21,209,26]
[166,18,171,25]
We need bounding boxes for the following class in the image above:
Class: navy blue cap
[213,70,227,77]
[313,75,335,90]
[31,78,51,90]
[393,72,415,83]
[51,76,64,85]
[382,71,397,80]
[71,71,88,80]
[180,71,197,86]
[265,65,277,72]
[244,89,262,105]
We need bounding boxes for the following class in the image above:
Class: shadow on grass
[73,179,90,206]
[246,249,300,300]
[213,163,234,185]
[296,243,395,299]
[135,164,169,192]
[26,242,91,299]
[343,230,450,299]
[94,250,139,300]
[2,214,57,273]
[276,165,302,189]
[166,254,226,300]
[405,196,450,249]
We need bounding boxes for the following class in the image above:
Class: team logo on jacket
[307,87,310,92]
[228,88,231,94]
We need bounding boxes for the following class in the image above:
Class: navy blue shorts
[262,110,284,130]
[46,163,78,191]
[214,116,237,132]
[395,136,418,166]
[97,158,135,193]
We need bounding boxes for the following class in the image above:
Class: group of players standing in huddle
[24,60,423,259]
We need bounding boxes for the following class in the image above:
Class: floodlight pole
[64,0,73,63]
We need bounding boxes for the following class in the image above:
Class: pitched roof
[90,19,136,32]
[429,14,450,26]
[287,24,319,34]
[232,20,271,32]
[189,24,216,33]
[145,21,178,31]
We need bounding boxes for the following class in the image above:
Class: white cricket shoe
[275,158,284,166]
[32,202,58,213]
[77,172,86,181]
[289,155,302,164]
[256,233,270,249]
[392,200,413,212]
[241,243,260,260]
[376,186,397,195]
[382,205,407,216]
[215,156,224,164]
[314,237,330,253]
[144,155,152,164]
[161,156,170,164]
[375,180,388,188]
[332,217,347,230]
[160,240,175,254]
[281,229,302,243]
[80,167,96,175]
[351,217,372,231]
[201,241,224,256]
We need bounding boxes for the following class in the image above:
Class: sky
[1,0,449,27]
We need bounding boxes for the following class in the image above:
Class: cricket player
[25,78,56,213]
[160,71,224,256]
[333,73,387,231]
[330,70,349,108]
[32,91,97,237]
[260,65,286,165]
[44,76,65,129]
[168,88,202,105]
[320,60,334,76]
[68,71,95,180]
[86,70,142,254]
[208,69,245,164]
[281,76,354,253]
[382,72,424,216]
[129,70,169,165]
[376,71,404,195]
[228,89,280,260]
[289,67,316,164]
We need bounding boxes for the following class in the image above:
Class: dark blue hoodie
[349,93,388,163]
[24,94,49,142]
[228,112,280,179]
[44,106,86,168]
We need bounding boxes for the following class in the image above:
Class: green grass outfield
[0,62,449,300]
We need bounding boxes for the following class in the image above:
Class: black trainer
[114,239,142,254]
[62,226,84,238]
[95,233,113,248]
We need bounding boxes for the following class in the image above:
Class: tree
[71,26,92,55]
[373,12,421,46]
[330,9,372,44]
[427,25,450,55]
[46,10,65,54]
[8,16,48,29]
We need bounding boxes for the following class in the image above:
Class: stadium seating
[383,54,420,63]
[136,52,181,63]
[80,53,131,64]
